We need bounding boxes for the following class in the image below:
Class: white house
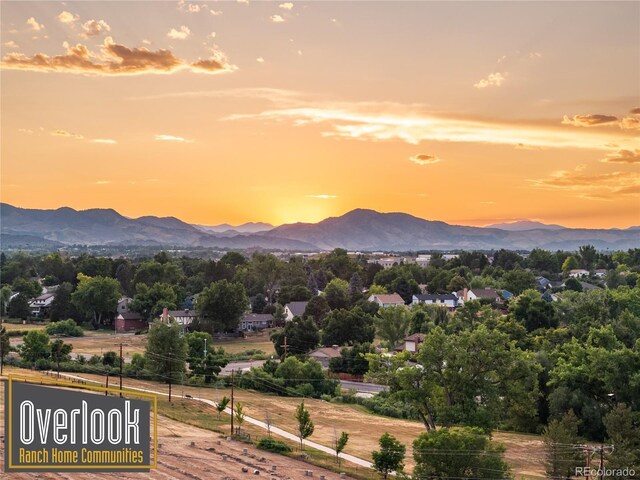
[455,288,502,305]
[594,269,608,278]
[284,301,309,321]
[28,293,55,317]
[117,296,133,314]
[160,308,197,326]
[568,269,589,278]
[368,293,405,308]
[395,333,426,352]
[412,293,458,309]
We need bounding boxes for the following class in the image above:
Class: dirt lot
[0,376,355,480]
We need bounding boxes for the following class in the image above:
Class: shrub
[34,358,52,370]
[46,319,84,337]
[257,438,291,453]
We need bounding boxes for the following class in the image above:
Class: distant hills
[1,204,638,251]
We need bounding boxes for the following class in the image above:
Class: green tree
[335,431,349,465]
[20,330,51,363]
[0,285,12,316]
[7,293,31,319]
[492,249,524,270]
[0,326,10,360]
[50,339,73,371]
[510,290,558,332]
[196,280,249,333]
[144,321,188,383]
[235,402,246,432]
[375,305,411,349]
[71,274,121,328]
[348,272,364,303]
[604,404,640,480]
[329,342,375,376]
[562,256,579,274]
[578,244,598,270]
[564,277,583,292]
[49,282,75,321]
[413,427,511,480]
[130,282,178,320]
[12,277,42,299]
[216,396,230,420]
[304,295,331,327]
[502,268,536,295]
[271,317,320,357]
[295,401,314,450]
[543,410,582,480]
[324,278,350,310]
[372,433,405,479]
[321,307,375,346]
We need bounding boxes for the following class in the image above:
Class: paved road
[339,380,387,394]
[52,371,374,470]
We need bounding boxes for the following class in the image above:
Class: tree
[413,426,511,479]
[510,290,558,332]
[502,268,536,295]
[0,285,12,317]
[144,321,188,383]
[492,249,524,270]
[271,317,320,357]
[51,339,73,372]
[543,410,582,480]
[71,274,120,328]
[375,306,411,349]
[348,272,364,303]
[304,295,331,327]
[130,282,178,320]
[562,256,579,274]
[295,401,314,450]
[49,282,75,321]
[0,326,10,360]
[564,277,583,292]
[216,396,230,420]
[321,307,375,346]
[7,294,30,319]
[190,348,228,383]
[371,433,405,479]
[324,278,350,310]
[329,343,375,376]
[20,330,51,363]
[196,280,249,333]
[604,404,640,480]
[235,402,246,432]
[578,244,597,270]
[334,431,349,465]
[12,277,42,299]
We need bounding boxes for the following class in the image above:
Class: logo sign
[5,376,156,472]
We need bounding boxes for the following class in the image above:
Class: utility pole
[204,338,207,357]
[105,370,109,396]
[280,335,288,359]
[114,343,129,398]
[168,352,173,403]
[578,444,614,480]
[230,369,234,435]
[0,338,4,376]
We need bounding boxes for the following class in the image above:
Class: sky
[1,1,639,228]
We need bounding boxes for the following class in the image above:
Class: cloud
[620,116,640,131]
[601,149,640,164]
[26,17,44,31]
[527,165,640,198]
[474,72,505,89]
[82,19,111,37]
[562,114,619,127]
[142,39,152,45]
[279,2,294,9]
[154,134,193,142]
[91,139,117,144]
[3,41,19,49]
[528,52,542,59]
[630,107,640,114]
[58,11,79,24]
[409,154,441,165]
[1,37,235,76]
[256,57,265,63]
[210,10,223,16]
[270,14,285,23]
[95,180,112,185]
[168,25,191,39]
[50,129,83,139]
[306,194,337,199]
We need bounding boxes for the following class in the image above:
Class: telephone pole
[230,369,235,435]
[280,335,288,359]
[168,352,174,403]
[578,444,614,480]
[105,370,109,396]
[114,343,129,398]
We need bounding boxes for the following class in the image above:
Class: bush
[34,358,52,370]
[7,330,30,337]
[257,438,291,453]
[46,319,84,337]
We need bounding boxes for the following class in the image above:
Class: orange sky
[1,1,639,228]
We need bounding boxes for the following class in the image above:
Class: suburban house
[117,296,133,315]
[396,333,426,352]
[367,257,400,269]
[28,293,55,317]
[368,293,405,308]
[536,276,552,291]
[594,269,608,277]
[411,293,458,310]
[182,294,199,310]
[415,255,431,267]
[160,308,197,326]
[284,301,309,321]
[239,313,274,331]
[568,269,590,278]
[308,345,344,368]
[579,282,602,292]
[455,288,502,304]
[115,312,147,333]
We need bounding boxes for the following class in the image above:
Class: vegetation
[371,433,405,479]
[295,400,314,450]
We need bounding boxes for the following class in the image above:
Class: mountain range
[1,203,638,251]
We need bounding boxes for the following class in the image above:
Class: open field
[1,321,45,332]
[0,375,358,480]
[2,366,546,479]
[214,329,276,356]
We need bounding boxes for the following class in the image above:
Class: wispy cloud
[474,72,505,89]
[168,25,191,40]
[26,17,44,31]
[620,116,640,131]
[154,134,194,142]
[562,114,619,127]
[409,154,441,165]
[279,2,294,10]
[210,10,223,16]
[630,107,640,115]
[1,37,236,76]
[601,149,640,164]
[95,180,112,185]
[91,139,117,144]
[306,194,337,199]
[256,57,265,63]
[50,129,83,139]
[270,15,285,23]
[3,41,19,49]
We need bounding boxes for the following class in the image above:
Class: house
[160,308,197,326]
[367,257,400,269]
[594,269,608,278]
[308,345,344,368]
[117,296,133,315]
[28,293,55,317]
[536,276,552,291]
[568,269,589,278]
[396,333,426,352]
[115,312,148,333]
[415,255,431,267]
[411,293,458,309]
[580,282,602,292]
[182,294,199,310]
[240,313,274,331]
[500,290,514,301]
[284,301,309,321]
[368,293,405,308]
[455,288,502,305]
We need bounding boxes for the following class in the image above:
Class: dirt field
[4,367,546,478]
[0,373,356,480]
